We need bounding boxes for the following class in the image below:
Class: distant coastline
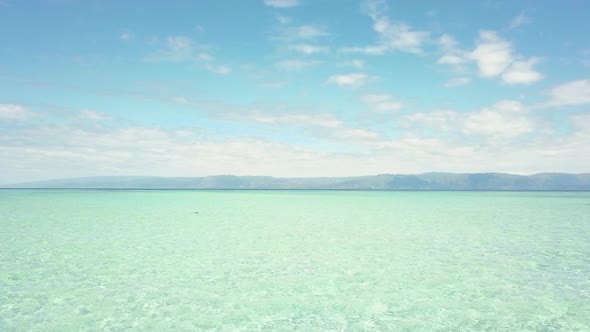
[3,173,590,191]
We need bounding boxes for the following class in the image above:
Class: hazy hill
[3,173,590,190]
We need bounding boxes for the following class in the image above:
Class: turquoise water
[1,190,589,331]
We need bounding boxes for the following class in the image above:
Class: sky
[1,0,590,183]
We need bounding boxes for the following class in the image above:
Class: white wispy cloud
[327,73,370,87]
[510,12,531,29]
[145,36,231,75]
[119,32,133,41]
[146,36,196,62]
[289,25,329,40]
[436,34,468,65]
[0,104,35,121]
[336,59,364,69]
[362,94,401,112]
[263,0,300,8]
[276,15,292,24]
[289,44,329,54]
[258,81,287,89]
[444,77,471,87]
[205,64,231,75]
[80,109,109,121]
[340,0,430,55]
[239,111,380,141]
[244,112,342,128]
[275,59,320,70]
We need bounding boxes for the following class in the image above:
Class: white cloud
[349,59,364,69]
[331,128,379,140]
[510,12,531,29]
[236,111,380,142]
[205,64,231,75]
[2,110,589,183]
[146,36,195,62]
[462,100,533,140]
[340,45,388,55]
[436,34,468,66]
[145,36,230,75]
[437,55,466,65]
[276,16,292,24]
[119,32,133,41]
[289,44,328,54]
[80,109,109,121]
[469,31,513,77]
[438,33,457,51]
[404,100,534,141]
[264,0,300,8]
[275,59,319,70]
[403,110,458,131]
[327,73,370,87]
[362,94,401,112]
[290,25,329,40]
[340,0,430,55]
[434,30,543,85]
[501,57,543,85]
[258,81,287,89]
[444,77,471,87]
[0,104,35,121]
[245,112,342,128]
[543,79,590,107]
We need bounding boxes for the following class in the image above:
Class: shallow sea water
[1,189,589,331]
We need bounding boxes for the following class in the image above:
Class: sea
[1,189,589,331]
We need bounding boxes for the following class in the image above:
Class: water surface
[1,190,589,330]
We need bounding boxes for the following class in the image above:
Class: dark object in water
[193,211,199,214]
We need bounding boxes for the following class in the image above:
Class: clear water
[1,189,589,331]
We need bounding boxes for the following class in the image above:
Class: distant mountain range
[3,173,590,190]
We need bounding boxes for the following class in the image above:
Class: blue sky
[1,0,589,183]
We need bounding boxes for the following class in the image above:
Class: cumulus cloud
[2,108,589,183]
[543,79,590,107]
[0,104,35,121]
[469,31,513,77]
[501,57,543,84]
[340,0,430,55]
[263,0,300,8]
[404,100,534,141]
[327,73,370,86]
[438,31,542,85]
[462,100,534,140]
